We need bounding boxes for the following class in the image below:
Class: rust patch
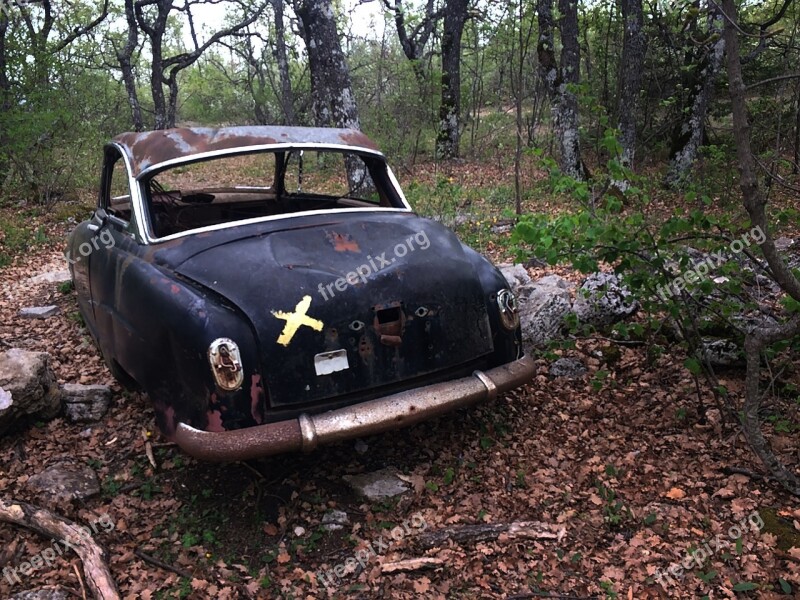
[206,409,225,432]
[339,130,380,150]
[358,335,374,363]
[326,230,360,253]
[113,125,380,177]
[250,374,265,425]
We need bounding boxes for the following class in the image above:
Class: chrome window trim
[143,207,414,244]
[107,141,149,243]
[125,142,413,246]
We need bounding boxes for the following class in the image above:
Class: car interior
[139,150,398,239]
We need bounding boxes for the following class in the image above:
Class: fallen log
[0,498,119,600]
[380,557,445,574]
[415,521,565,550]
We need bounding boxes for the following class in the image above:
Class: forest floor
[1,158,799,600]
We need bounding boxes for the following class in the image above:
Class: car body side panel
[85,225,265,436]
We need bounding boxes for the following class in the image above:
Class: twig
[721,466,774,482]
[507,593,599,600]
[415,521,564,550]
[134,548,193,579]
[240,460,266,480]
[0,499,119,599]
[72,561,88,600]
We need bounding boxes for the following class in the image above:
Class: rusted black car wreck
[67,126,535,461]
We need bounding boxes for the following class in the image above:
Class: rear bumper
[174,354,536,462]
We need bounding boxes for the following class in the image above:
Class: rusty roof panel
[113,126,381,177]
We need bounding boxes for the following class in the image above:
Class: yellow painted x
[271,295,324,346]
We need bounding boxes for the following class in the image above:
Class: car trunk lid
[174,213,494,408]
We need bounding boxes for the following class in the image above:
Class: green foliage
[595,480,632,528]
[510,144,780,382]
[0,212,48,267]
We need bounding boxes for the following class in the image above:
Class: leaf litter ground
[0,192,798,600]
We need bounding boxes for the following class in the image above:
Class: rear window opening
[142,149,400,239]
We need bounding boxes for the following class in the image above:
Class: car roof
[112,125,382,177]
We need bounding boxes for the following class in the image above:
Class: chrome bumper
[174,355,535,462]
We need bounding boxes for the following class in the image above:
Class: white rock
[534,274,574,290]
[0,387,11,410]
[516,281,572,347]
[497,263,533,289]
[700,339,742,368]
[26,269,71,285]
[19,305,60,319]
[343,467,410,501]
[321,509,350,531]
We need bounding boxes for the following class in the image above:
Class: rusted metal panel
[114,125,381,177]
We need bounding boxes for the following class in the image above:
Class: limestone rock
[0,349,61,434]
[516,280,572,347]
[573,273,638,328]
[549,357,588,379]
[19,306,60,319]
[62,383,111,423]
[27,462,100,502]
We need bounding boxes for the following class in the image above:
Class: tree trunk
[536,0,558,95]
[617,0,645,170]
[136,0,265,131]
[118,0,143,131]
[722,0,800,497]
[665,3,725,187]
[794,82,800,174]
[296,0,360,131]
[553,0,588,180]
[271,0,295,124]
[383,0,438,88]
[0,13,9,183]
[295,0,366,188]
[136,0,171,130]
[167,72,179,128]
[436,0,468,159]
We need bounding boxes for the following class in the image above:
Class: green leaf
[732,582,757,591]
[684,357,702,375]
